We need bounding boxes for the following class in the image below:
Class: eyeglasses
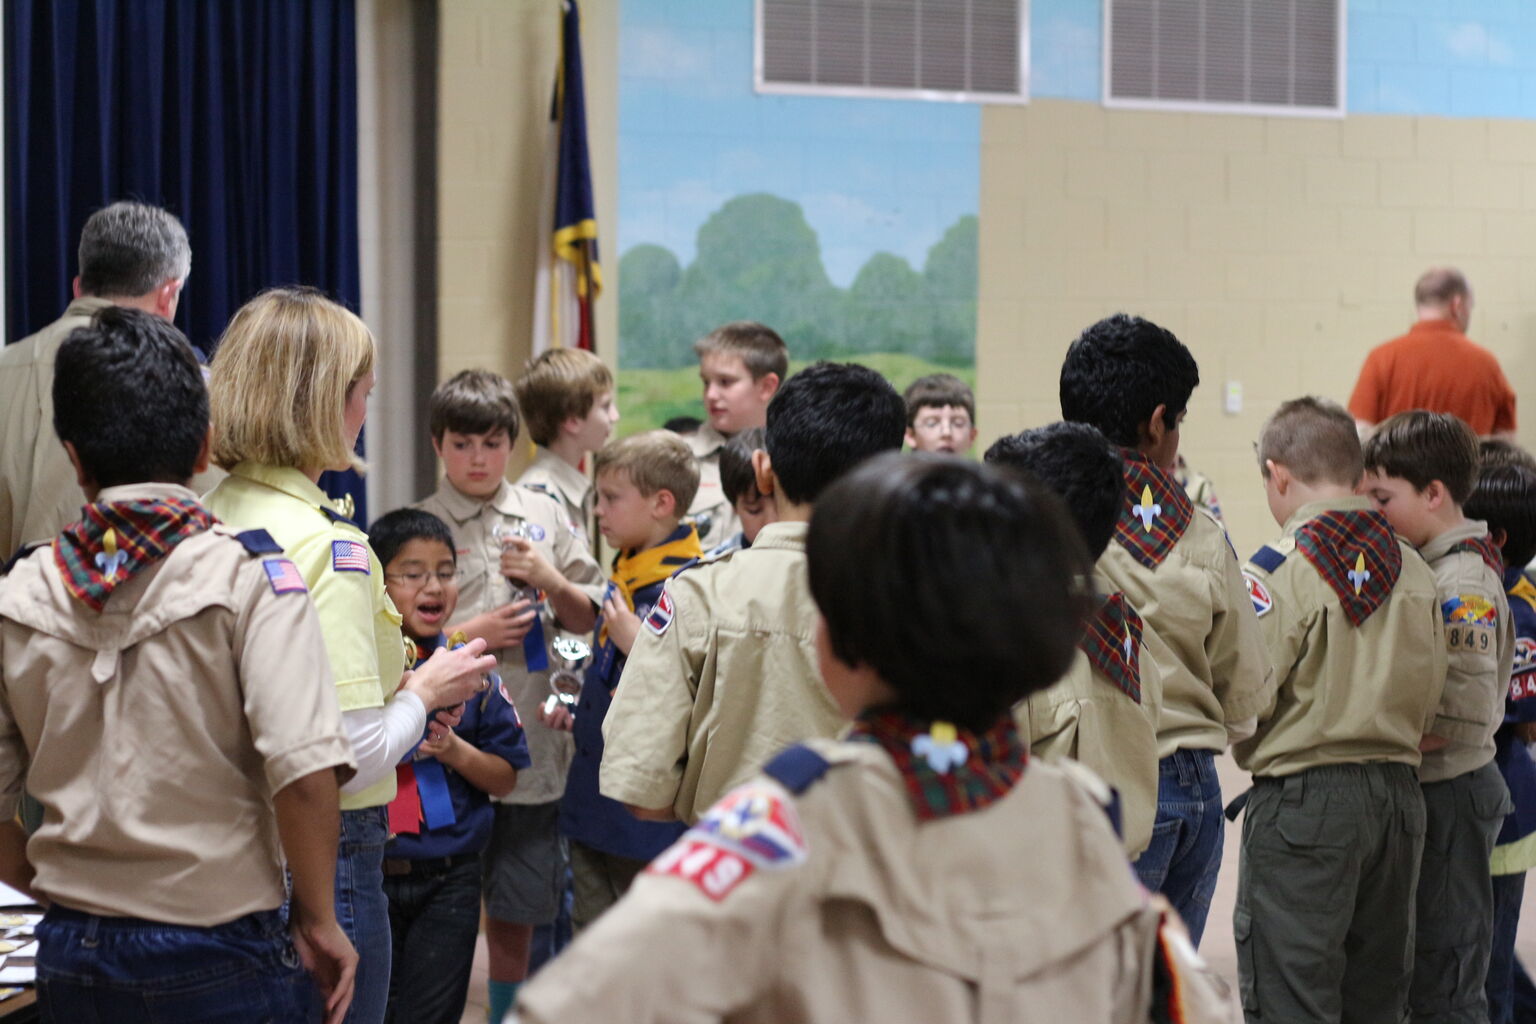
[384,570,457,588]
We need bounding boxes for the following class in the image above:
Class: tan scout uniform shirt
[0,298,110,555]
[1099,509,1272,758]
[1234,498,1448,778]
[600,521,842,823]
[1419,519,1515,783]
[417,479,604,805]
[524,744,1226,1024]
[1017,576,1165,858]
[518,446,594,548]
[0,484,355,927]
[204,463,405,810]
[685,425,740,552]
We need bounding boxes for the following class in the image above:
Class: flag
[532,0,601,354]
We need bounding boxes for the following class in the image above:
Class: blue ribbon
[413,758,456,829]
[523,602,550,672]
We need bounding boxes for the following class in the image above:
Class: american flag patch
[644,590,674,636]
[263,558,308,595]
[332,539,371,574]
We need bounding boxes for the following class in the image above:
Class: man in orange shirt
[1349,268,1517,439]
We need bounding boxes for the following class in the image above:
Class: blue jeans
[1133,748,1224,946]
[1490,872,1526,1024]
[338,806,392,1024]
[37,904,317,1023]
[384,856,482,1024]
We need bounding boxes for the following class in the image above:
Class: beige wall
[435,0,619,475]
[979,99,1536,555]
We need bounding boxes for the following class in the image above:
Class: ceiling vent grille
[757,0,1028,104]
[1105,0,1343,116]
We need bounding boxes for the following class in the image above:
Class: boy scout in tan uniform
[683,424,737,552]
[417,479,605,809]
[599,520,842,823]
[1017,578,1164,858]
[519,446,595,547]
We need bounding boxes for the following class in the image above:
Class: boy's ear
[903,427,917,450]
[62,441,92,492]
[430,434,445,460]
[1423,479,1449,510]
[752,449,776,496]
[193,426,212,476]
[1139,403,1169,449]
[1264,458,1289,494]
[1492,526,1510,551]
[754,372,781,406]
[652,487,677,520]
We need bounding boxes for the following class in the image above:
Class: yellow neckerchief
[601,524,703,646]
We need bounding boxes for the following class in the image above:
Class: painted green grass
[616,354,975,436]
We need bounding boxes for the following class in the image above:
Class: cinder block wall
[979,99,1536,556]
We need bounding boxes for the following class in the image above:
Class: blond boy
[514,348,618,544]
[686,322,786,550]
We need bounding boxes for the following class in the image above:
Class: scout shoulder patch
[1510,637,1536,700]
[331,539,371,574]
[1242,571,1274,617]
[1444,593,1498,654]
[262,558,308,595]
[649,782,808,902]
[1114,454,1194,570]
[1248,544,1288,574]
[644,589,675,636]
[235,529,283,556]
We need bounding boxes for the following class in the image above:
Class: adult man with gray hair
[1348,267,1517,440]
[0,201,191,556]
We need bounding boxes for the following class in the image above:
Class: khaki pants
[1411,760,1511,1024]
[1236,762,1425,1024]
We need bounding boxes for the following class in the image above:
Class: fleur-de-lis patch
[911,721,968,775]
[1347,552,1371,596]
[94,529,127,579]
[1133,485,1162,532]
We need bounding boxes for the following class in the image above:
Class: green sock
[488,979,521,1023]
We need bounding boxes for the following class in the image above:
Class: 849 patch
[649,838,755,901]
[648,783,808,901]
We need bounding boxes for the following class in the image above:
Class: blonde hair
[209,287,375,472]
[514,348,614,446]
[594,430,700,515]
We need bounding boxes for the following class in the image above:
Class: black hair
[1466,464,1536,569]
[765,362,906,505]
[52,306,208,488]
[808,453,1093,731]
[719,427,765,505]
[1361,410,1479,505]
[985,422,1122,560]
[662,415,702,435]
[1059,313,1200,448]
[368,508,457,572]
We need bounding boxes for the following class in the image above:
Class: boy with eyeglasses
[369,507,531,1024]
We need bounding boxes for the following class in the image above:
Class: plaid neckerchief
[1450,534,1504,576]
[1114,449,1194,570]
[1295,507,1401,627]
[1078,592,1143,704]
[846,709,1027,822]
[53,498,216,611]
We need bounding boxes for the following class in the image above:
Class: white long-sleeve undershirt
[339,691,428,795]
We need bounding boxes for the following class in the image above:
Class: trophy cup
[547,635,593,708]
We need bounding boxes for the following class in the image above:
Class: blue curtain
[4,0,367,518]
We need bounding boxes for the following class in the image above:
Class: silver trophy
[490,519,540,604]
[548,635,592,707]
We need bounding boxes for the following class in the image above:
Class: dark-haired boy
[1465,457,1536,1023]
[522,453,1238,1023]
[0,308,358,1020]
[1236,397,1446,1024]
[369,507,531,1024]
[1060,313,1271,944]
[561,432,699,930]
[415,369,604,1024]
[706,427,776,559]
[1363,410,1515,1024]
[903,373,978,455]
[601,362,906,824]
[687,321,788,549]
[986,422,1164,857]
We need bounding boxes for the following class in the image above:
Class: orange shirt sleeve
[1493,366,1517,434]
[1348,350,1384,424]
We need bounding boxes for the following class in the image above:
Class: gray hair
[77,201,191,298]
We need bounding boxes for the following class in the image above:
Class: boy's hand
[290,911,357,1024]
[454,600,537,651]
[501,538,559,592]
[601,593,643,656]
[424,704,464,743]
[538,698,575,732]
[418,728,460,761]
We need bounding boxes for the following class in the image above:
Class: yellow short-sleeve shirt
[204,462,405,810]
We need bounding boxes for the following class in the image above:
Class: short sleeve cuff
[333,676,386,713]
[598,759,681,812]
[265,734,360,794]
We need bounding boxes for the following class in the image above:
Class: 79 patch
[1243,571,1273,618]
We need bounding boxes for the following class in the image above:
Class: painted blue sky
[618,0,1536,284]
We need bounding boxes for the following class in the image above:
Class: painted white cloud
[1445,22,1514,66]
[623,26,712,80]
